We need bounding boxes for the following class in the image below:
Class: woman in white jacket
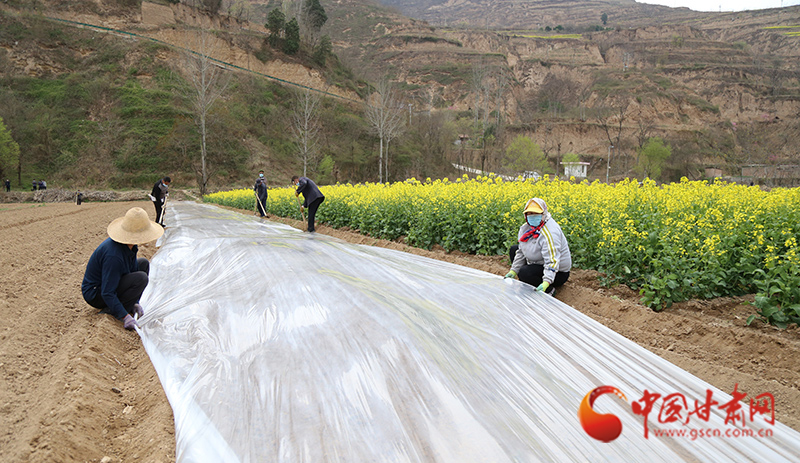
[504,197,572,296]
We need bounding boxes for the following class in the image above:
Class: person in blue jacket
[81,207,164,330]
[292,175,325,233]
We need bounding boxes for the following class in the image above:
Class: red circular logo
[578,386,628,442]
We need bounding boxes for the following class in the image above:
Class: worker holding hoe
[292,175,325,233]
[150,176,171,226]
[504,197,571,297]
[82,207,164,330]
[254,170,268,217]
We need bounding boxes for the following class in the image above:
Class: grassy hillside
[0,8,457,191]
[2,0,799,191]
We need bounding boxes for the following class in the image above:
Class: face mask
[259,173,264,178]
[526,214,542,227]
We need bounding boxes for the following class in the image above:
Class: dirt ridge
[0,200,798,462]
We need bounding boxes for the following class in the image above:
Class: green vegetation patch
[517,34,582,40]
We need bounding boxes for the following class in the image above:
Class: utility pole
[607,144,614,183]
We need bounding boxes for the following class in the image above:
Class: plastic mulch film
[139,201,800,463]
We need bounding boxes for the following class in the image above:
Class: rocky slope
[3,0,799,181]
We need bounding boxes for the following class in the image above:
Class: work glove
[133,303,144,318]
[300,206,305,212]
[295,192,300,197]
[536,281,550,292]
[123,314,139,331]
[504,270,517,279]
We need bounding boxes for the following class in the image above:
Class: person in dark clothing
[31,180,37,191]
[82,207,164,330]
[254,170,268,217]
[39,180,46,190]
[4,179,9,192]
[150,176,171,226]
[292,175,325,233]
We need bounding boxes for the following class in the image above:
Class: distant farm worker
[4,179,9,192]
[81,207,164,330]
[292,175,325,233]
[150,176,171,226]
[254,170,268,217]
[31,179,37,191]
[504,198,572,297]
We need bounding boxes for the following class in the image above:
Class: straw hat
[107,207,164,244]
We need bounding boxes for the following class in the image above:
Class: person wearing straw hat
[504,198,571,297]
[81,207,164,331]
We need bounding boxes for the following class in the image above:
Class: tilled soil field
[1,199,799,462]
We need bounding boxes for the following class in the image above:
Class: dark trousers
[306,197,324,232]
[153,200,163,224]
[88,258,150,318]
[509,245,570,294]
[257,195,267,216]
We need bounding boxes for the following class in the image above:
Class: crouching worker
[504,198,571,297]
[82,207,164,330]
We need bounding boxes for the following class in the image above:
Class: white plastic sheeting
[139,202,800,463]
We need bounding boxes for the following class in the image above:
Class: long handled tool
[253,190,266,216]
[160,195,168,227]
[297,196,305,222]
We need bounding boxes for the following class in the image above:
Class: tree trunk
[379,136,384,183]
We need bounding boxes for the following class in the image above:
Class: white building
[561,161,590,179]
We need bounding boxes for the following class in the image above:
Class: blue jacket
[295,177,324,208]
[82,238,140,320]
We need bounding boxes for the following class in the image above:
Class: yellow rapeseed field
[205,176,800,326]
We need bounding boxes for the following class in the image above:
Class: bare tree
[365,78,405,183]
[290,87,322,177]
[595,99,629,179]
[493,69,509,128]
[634,107,656,169]
[224,0,252,22]
[182,29,231,195]
[383,107,406,182]
[471,60,492,137]
[579,84,593,122]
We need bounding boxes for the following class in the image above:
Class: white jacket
[510,198,572,284]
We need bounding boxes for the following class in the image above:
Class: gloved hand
[300,206,305,212]
[504,270,517,279]
[133,303,144,318]
[295,192,300,197]
[123,314,139,330]
[536,281,550,292]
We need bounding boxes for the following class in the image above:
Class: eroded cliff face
[3,0,798,171]
[0,1,360,102]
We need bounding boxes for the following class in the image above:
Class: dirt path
[0,202,174,463]
[1,201,799,462]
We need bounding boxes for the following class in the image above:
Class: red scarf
[519,222,545,242]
